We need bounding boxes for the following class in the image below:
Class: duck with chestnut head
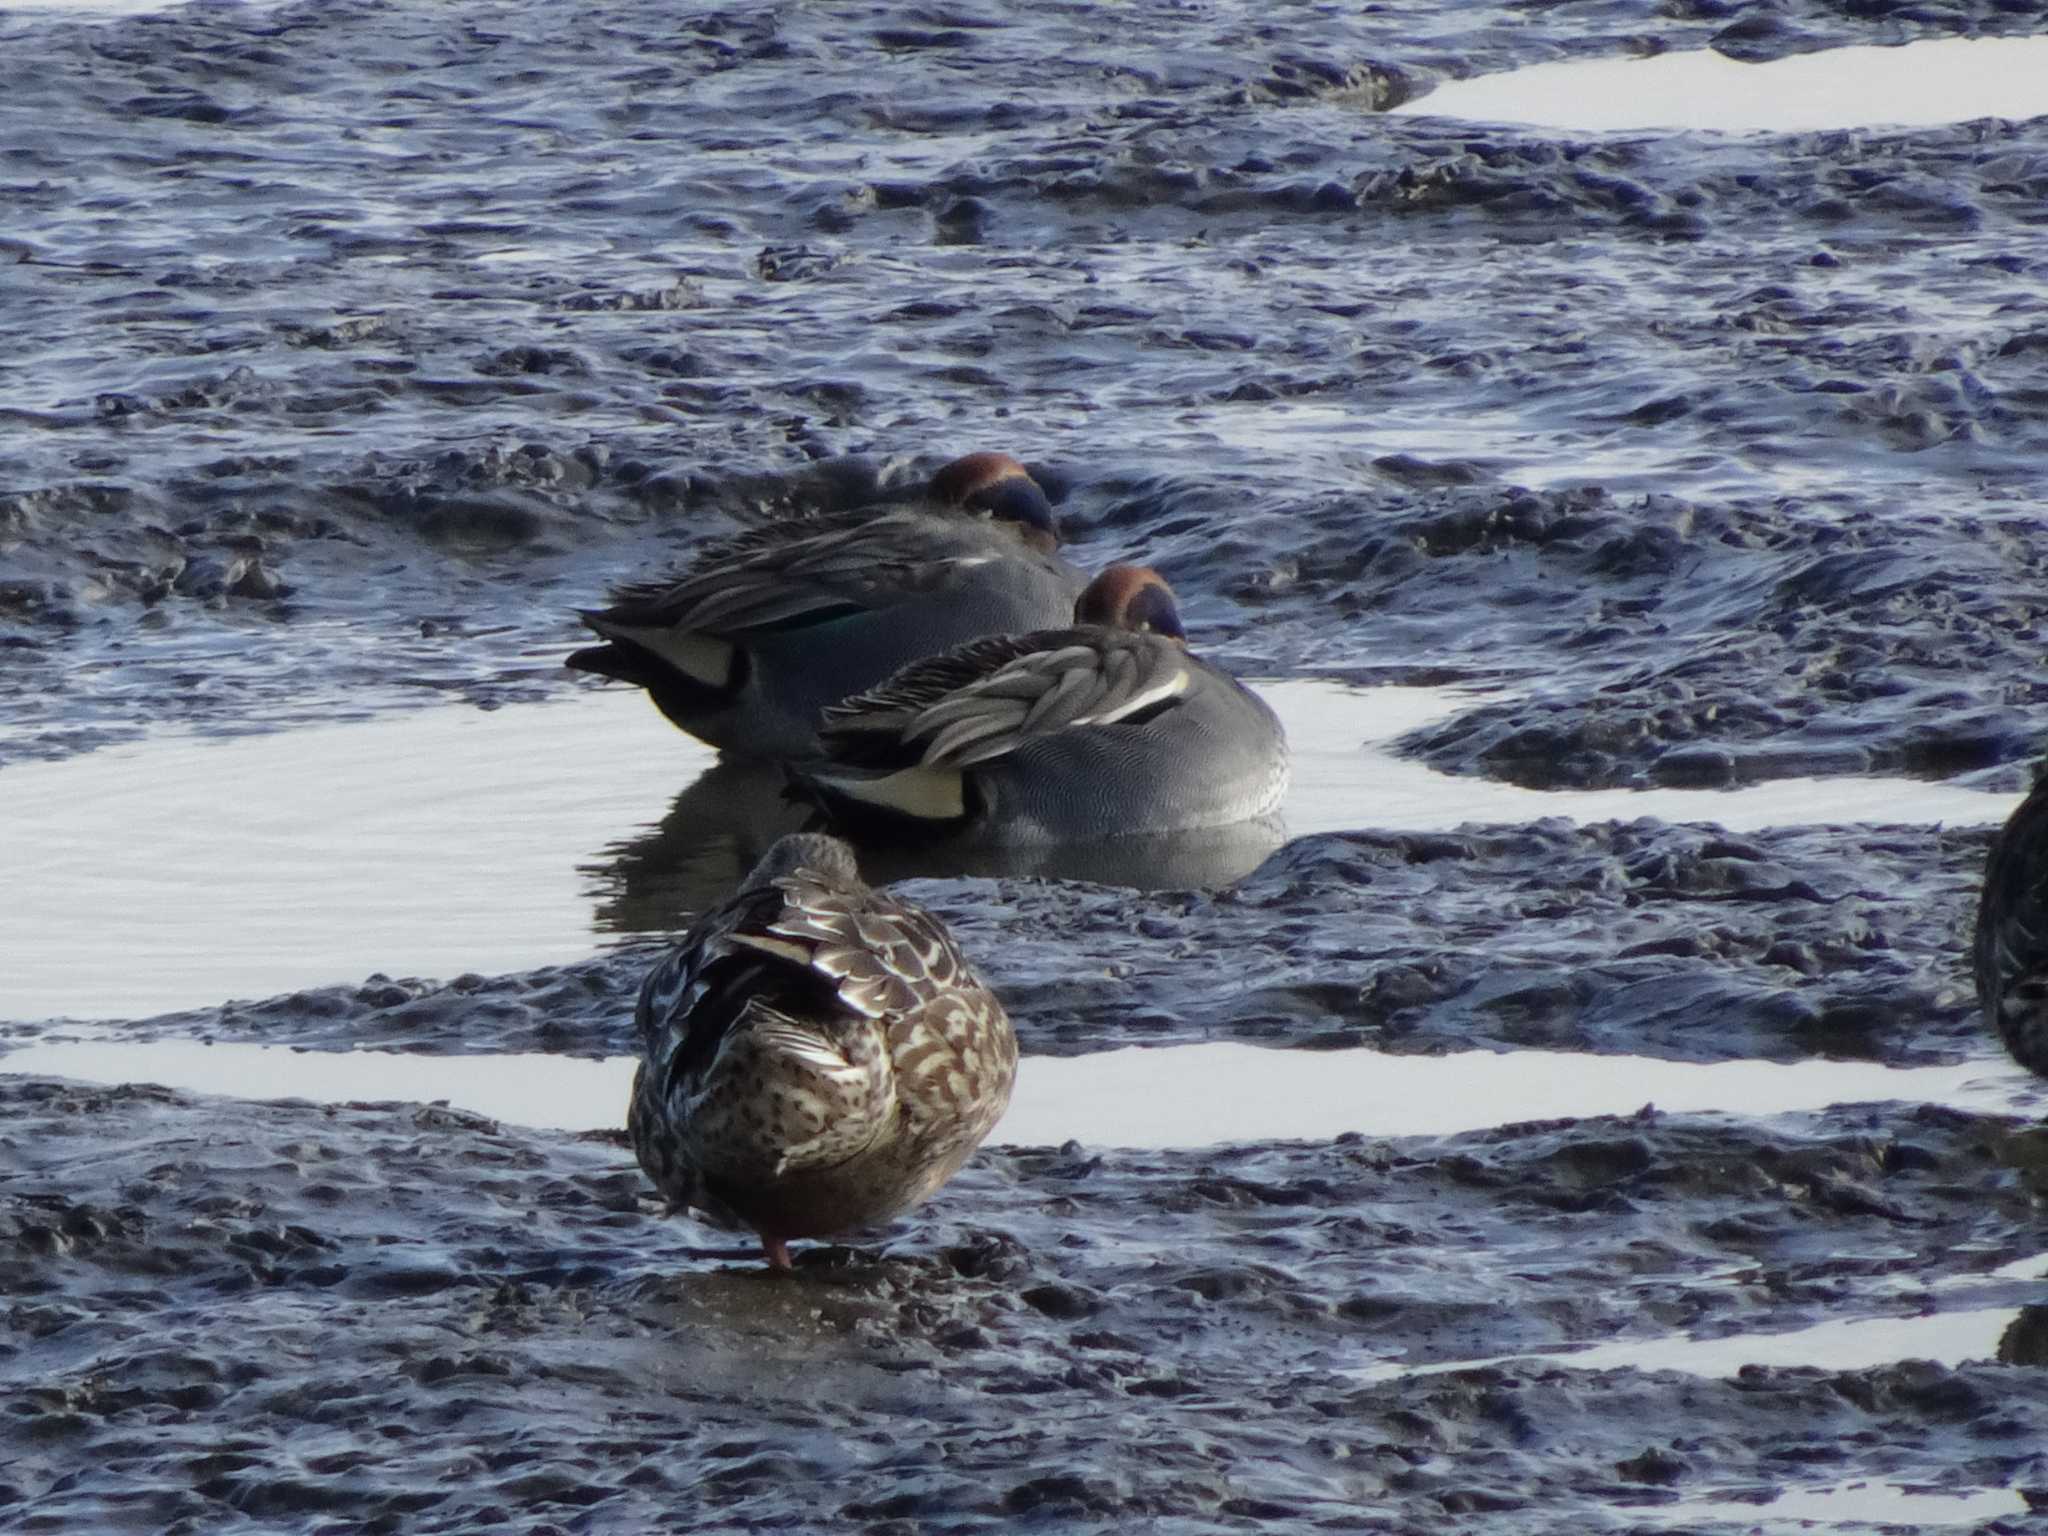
[568,452,1085,760]
[793,564,1289,843]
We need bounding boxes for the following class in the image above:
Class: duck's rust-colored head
[928,451,1059,551]
[1073,563,1186,642]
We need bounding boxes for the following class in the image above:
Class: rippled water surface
[6,0,2048,1529]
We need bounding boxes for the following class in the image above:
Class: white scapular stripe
[813,765,966,822]
[597,622,735,689]
[1077,666,1188,726]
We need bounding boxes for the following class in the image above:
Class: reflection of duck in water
[583,753,1288,938]
[567,452,1086,759]
[1975,769,2048,1077]
[583,758,811,937]
[793,565,1290,843]
[581,562,1288,937]
[628,833,1016,1270]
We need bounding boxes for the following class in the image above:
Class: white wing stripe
[1078,668,1189,727]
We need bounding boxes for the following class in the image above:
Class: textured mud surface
[6,810,2044,1531]
[5,1080,2047,1534]
[6,0,2048,1530]
[5,0,2048,784]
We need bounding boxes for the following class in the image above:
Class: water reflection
[583,759,809,935]
[583,757,1288,936]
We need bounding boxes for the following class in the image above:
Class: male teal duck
[793,564,1290,843]
[1975,768,2048,1078]
[628,832,1017,1269]
[568,453,1086,759]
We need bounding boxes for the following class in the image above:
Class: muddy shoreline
[7,1079,2047,1532]
[5,3,2048,787]
[5,0,2048,1530]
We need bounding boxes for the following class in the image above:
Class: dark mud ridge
[5,1079,2046,1532]
[114,821,1992,1070]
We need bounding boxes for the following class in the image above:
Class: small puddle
[3,1037,2038,1145]
[1353,1302,2039,1386]
[0,0,243,18]
[1202,396,1709,496]
[1393,36,2048,135]
[0,682,2019,1021]
[1642,1482,2028,1528]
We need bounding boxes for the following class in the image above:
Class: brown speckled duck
[627,833,1017,1269]
[568,453,1086,760]
[793,564,1290,843]
[1975,768,2048,1078]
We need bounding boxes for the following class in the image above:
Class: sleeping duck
[569,453,1086,759]
[794,564,1289,842]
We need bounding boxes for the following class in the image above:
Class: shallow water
[0,680,2018,1022]
[0,0,189,14]
[1398,36,2048,134]
[1353,1298,2044,1384]
[9,1035,2040,1144]
[1644,1483,2029,1529]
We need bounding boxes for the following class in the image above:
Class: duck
[1974,768,2048,1077]
[627,832,1017,1269]
[567,452,1087,759]
[792,564,1290,843]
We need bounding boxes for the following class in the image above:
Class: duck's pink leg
[761,1234,793,1271]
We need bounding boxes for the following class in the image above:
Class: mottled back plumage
[1975,770,2048,1078]
[628,833,1017,1267]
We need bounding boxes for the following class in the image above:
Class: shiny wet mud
[5,0,2048,1530]
[6,1080,2047,1532]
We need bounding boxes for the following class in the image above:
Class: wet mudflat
[6,804,2046,1533]
[5,0,2048,1530]
[6,1080,2048,1534]
[5,0,2048,787]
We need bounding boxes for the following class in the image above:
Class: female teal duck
[569,453,1086,759]
[628,833,1017,1269]
[1975,768,2048,1078]
[794,564,1290,842]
